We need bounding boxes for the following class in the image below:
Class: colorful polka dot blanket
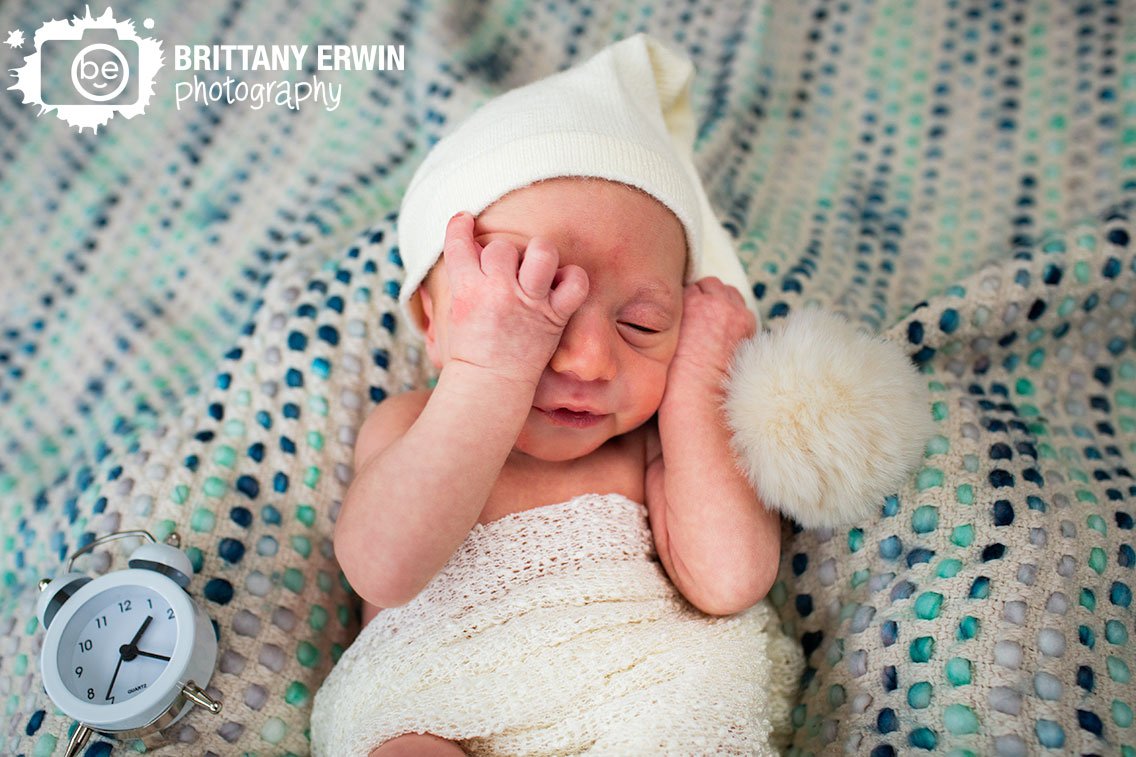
[1,1,1133,755]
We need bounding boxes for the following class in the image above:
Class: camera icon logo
[8,6,164,132]
[45,28,139,106]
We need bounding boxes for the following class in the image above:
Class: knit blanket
[1,1,1133,755]
[310,493,801,755]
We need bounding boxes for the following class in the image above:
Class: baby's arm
[335,363,537,608]
[645,278,781,617]
[334,213,588,609]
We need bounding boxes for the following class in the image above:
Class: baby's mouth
[536,406,608,429]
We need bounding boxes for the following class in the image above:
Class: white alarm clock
[37,529,222,757]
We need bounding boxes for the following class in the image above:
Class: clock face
[59,584,179,707]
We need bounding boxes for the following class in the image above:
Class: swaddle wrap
[311,493,802,756]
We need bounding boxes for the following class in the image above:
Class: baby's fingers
[442,212,481,283]
[480,239,519,279]
[548,264,589,321]
[517,238,559,299]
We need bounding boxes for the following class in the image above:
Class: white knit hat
[397,32,757,336]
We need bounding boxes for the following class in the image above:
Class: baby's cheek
[637,362,671,414]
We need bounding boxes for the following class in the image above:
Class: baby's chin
[511,425,608,459]
[511,412,622,463]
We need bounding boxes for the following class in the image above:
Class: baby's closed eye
[617,318,672,347]
[621,322,660,334]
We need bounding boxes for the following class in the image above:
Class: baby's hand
[665,277,757,393]
[440,212,589,389]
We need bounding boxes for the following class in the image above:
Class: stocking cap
[397,33,757,336]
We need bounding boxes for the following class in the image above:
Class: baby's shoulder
[352,389,431,469]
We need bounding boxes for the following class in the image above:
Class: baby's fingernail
[451,211,466,221]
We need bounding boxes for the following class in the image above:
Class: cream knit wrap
[396,33,758,336]
[310,494,802,755]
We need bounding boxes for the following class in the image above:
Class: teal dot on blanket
[296,641,318,667]
[1113,701,1133,728]
[908,727,937,750]
[910,637,934,663]
[287,331,307,350]
[285,681,310,707]
[1081,625,1097,650]
[914,592,943,620]
[1108,657,1131,684]
[1036,720,1065,748]
[950,524,974,548]
[908,682,932,708]
[911,506,938,533]
[1105,620,1128,645]
[880,535,902,560]
[943,704,979,735]
[1111,581,1132,607]
[945,657,972,686]
[283,568,304,593]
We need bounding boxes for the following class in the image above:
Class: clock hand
[133,649,171,662]
[106,615,152,699]
[128,615,153,647]
[105,654,124,701]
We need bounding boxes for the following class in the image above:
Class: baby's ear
[415,285,443,369]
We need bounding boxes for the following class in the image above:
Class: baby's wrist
[438,358,540,405]
[665,360,729,398]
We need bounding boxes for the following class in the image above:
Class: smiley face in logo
[72,43,131,102]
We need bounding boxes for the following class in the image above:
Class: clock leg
[64,723,93,757]
[182,680,223,713]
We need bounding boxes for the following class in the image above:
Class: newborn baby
[312,34,803,756]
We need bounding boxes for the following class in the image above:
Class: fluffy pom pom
[723,308,934,529]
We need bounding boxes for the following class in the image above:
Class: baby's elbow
[337,553,422,610]
[333,526,421,610]
[694,561,778,617]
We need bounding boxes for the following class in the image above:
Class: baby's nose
[549,310,616,383]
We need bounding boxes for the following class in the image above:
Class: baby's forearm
[337,361,535,608]
[649,382,781,615]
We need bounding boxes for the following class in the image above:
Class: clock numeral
[94,615,108,629]
[87,688,94,700]
[78,639,93,653]
[147,598,153,609]
[74,666,83,678]
[167,608,175,620]
[118,599,132,613]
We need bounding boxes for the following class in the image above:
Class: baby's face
[420,177,686,461]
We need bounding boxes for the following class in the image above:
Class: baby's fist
[439,213,589,387]
[670,277,757,386]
